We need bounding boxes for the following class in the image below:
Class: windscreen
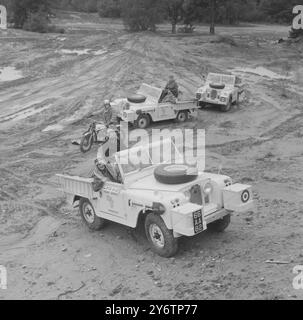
[207,73,235,86]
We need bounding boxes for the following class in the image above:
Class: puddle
[60,49,91,56]
[231,66,291,80]
[94,50,107,56]
[43,123,64,132]
[0,66,23,82]
[58,49,107,56]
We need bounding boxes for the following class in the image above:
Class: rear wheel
[176,111,188,123]
[208,214,231,232]
[136,114,150,129]
[145,213,178,258]
[79,198,106,231]
[80,133,93,153]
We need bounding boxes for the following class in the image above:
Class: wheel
[127,94,147,104]
[199,101,206,109]
[176,111,188,123]
[210,83,225,90]
[136,114,150,129]
[145,213,178,258]
[154,164,198,185]
[79,198,106,231]
[220,98,232,112]
[80,133,93,153]
[207,214,231,232]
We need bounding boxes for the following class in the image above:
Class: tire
[220,98,232,112]
[154,164,198,185]
[208,214,231,232]
[199,101,206,109]
[145,213,178,258]
[127,94,147,104]
[136,114,150,129]
[79,198,106,231]
[80,133,93,153]
[176,110,188,123]
[210,83,225,90]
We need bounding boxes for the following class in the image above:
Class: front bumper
[171,203,231,237]
[199,98,228,106]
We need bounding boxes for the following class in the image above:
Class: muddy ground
[0,12,303,300]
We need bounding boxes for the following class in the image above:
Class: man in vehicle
[159,75,179,102]
[91,147,122,192]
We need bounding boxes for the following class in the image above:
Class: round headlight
[241,190,250,203]
[203,182,213,195]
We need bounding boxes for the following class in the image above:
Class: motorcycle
[79,122,120,154]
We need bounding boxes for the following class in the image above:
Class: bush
[289,27,303,39]
[121,0,163,32]
[98,0,121,18]
[23,10,50,33]
[22,10,65,34]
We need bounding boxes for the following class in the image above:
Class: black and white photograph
[0,0,303,303]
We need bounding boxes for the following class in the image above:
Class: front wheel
[220,99,232,112]
[136,114,150,129]
[145,213,178,258]
[79,198,106,231]
[207,214,231,232]
[80,133,94,153]
[199,101,207,109]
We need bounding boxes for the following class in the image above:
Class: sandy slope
[0,13,303,300]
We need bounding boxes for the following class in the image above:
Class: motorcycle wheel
[80,133,94,153]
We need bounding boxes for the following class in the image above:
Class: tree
[11,0,50,29]
[165,0,184,34]
[209,0,215,34]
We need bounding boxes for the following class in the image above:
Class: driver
[165,75,179,98]
[92,147,121,192]
[160,75,179,102]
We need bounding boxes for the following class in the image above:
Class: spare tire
[154,164,198,185]
[209,83,225,90]
[127,94,147,104]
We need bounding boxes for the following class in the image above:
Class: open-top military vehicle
[196,73,244,112]
[112,84,198,129]
[57,139,254,257]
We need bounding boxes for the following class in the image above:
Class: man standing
[100,99,114,127]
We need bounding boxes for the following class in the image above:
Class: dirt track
[0,12,303,300]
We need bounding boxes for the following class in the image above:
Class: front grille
[196,93,202,100]
[211,89,217,100]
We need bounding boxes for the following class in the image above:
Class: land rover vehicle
[111,84,198,129]
[57,140,254,257]
[196,73,244,112]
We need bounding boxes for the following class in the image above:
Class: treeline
[52,0,303,32]
[2,0,303,33]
